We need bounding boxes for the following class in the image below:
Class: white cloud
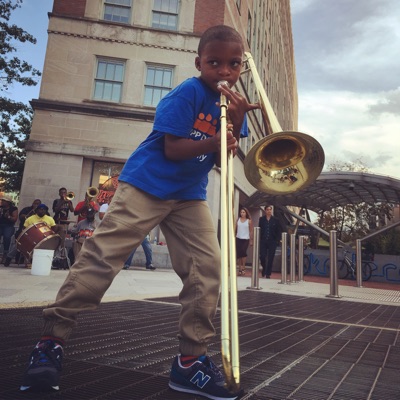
[297,90,400,178]
[291,0,400,180]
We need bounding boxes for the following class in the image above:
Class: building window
[152,0,179,31]
[93,59,125,102]
[144,65,173,107]
[103,0,132,24]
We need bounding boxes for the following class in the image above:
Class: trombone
[218,52,325,392]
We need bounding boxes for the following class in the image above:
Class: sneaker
[169,354,240,400]
[123,265,130,270]
[146,264,156,270]
[20,340,63,391]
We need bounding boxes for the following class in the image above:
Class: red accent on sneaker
[180,355,199,367]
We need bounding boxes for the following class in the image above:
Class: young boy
[20,25,259,400]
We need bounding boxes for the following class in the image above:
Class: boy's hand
[217,84,260,139]
[215,124,238,156]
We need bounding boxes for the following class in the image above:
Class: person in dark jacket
[259,205,281,278]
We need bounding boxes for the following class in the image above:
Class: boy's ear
[195,56,201,71]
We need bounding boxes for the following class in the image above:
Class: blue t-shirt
[119,77,247,200]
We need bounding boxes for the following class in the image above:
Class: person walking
[0,195,18,265]
[123,235,156,270]
[259,205,282,278]
[235,207,253,275]
[20,25,259,400]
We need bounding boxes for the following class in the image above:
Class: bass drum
[16,222,61,261]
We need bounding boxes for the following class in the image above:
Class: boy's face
[195,40,243,93]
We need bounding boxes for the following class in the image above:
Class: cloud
[291,0,400,92]
[296,89,400,177]
[368,88,400,116]
[291,0,400,180]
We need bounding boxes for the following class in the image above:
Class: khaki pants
[42,182,221,356]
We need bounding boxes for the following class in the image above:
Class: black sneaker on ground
[146,264,156,270]
[20,340,63,391]
[169,354,240,400]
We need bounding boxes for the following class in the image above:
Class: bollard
[298,235,304,282]
[247,227,262,290]
[279,232,288,284]
[326,230,341,298]
[290,234,296,283]
[356,239,363,288]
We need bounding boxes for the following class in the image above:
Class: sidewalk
[1,264,400,308]
[2,265,400,399]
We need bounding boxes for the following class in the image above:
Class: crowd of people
[0,188,155,270]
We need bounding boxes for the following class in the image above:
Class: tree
[0,0,41,193]
[316,159,395,251]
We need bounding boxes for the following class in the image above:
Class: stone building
[20,0,298,240]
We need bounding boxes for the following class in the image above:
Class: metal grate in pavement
[2,291,400,399]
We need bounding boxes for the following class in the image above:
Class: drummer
[24,204,59,232]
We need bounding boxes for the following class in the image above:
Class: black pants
[260,240,277,276]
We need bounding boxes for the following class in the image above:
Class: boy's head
[195,25,245,92]
[197,25,244,56]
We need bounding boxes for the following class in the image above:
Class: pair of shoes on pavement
[20,342,240,399]
[146,264,156,270]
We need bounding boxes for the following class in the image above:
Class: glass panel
[153,69,163,86]
[144,88,152,106]
[111,84,121,102]
[114,64,124,81]
[105,63,115,80]
[94,82,104,99]
[97,62,106,79]
[103,82,113,100]
[162,70,172,86]
[146,68,155,85]
[154,0,161,10]
[153,88,162,105]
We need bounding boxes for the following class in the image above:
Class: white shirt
[236,219,250,239]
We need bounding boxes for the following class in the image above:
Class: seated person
[70,208,98,259]
[24,204,58,232]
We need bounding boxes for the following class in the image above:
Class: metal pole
[279,232,288,284]
[327,230,340,298]
[290,234,296,283]
[247,227,262,290]
[356,239,363,288]
[298,235,304,282]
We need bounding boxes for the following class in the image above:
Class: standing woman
[0,195,18,264]
[236,207,253,275]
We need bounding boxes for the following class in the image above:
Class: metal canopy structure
[244,171,400,212]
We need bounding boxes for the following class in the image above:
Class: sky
[6,0,400,179]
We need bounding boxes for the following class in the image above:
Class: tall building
[20,0,297,236]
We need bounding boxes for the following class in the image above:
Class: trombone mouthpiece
[217,80,229,88]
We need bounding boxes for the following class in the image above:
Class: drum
[16,222,61,261]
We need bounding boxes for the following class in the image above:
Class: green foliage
[0,0,40,193]
[317,159,397,254]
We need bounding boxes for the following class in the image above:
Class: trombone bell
[244,131,325,195]
[242,52,325,195]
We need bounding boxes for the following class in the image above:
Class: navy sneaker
[20,340,63,391]
[169,354,240,400]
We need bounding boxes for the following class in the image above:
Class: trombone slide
[219,82,240,392]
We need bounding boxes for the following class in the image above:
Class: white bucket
[31,249,55,276]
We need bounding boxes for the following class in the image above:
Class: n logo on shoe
[190,371,211,388]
